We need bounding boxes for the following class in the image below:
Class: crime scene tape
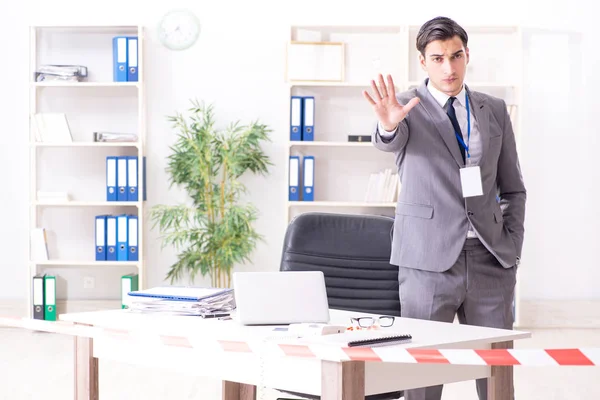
[1,316,599,367]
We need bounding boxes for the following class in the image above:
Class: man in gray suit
[364,16,526,400]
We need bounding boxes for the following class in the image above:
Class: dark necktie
[446,97,465,163]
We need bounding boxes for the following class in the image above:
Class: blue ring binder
[127,287,234,302]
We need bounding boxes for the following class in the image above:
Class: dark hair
[416,17,468,56]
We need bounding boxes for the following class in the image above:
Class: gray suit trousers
[399,238,516,400]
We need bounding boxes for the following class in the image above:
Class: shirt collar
[426,79,467,109]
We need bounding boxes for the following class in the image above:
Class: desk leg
[321,360,365,400]
[222,381,256,400]
[487,340,514,400]
[74,336,99,400]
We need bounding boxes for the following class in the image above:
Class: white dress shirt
[379,80,480,238]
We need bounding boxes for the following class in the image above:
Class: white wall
[0,0,597,302]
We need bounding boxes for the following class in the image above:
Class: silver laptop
[232,271,330,325]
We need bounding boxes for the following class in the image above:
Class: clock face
[158,9,201,51]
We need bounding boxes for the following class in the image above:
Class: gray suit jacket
[373,79,526,272]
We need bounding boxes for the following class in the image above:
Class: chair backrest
[280,212,400,317]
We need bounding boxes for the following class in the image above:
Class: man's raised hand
[363,74,420,131]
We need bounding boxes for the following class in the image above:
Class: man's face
[419,35,469,97]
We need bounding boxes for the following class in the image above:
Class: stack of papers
[126,286,235,317]
[35,64,88,82]
[93,131,139,142]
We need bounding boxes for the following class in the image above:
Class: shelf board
[32,24,140,31]
[289,141,372,148]
[291,80,518,90]
[31,82,140,88]
[290,81,519,91]
[34,201,141,207]
[289,81,370,88]
[288,201,396,208]
[408,81,517,88]
[407,25,520,34]
[33,260,139,267]
[291,25,403,35]
[465,82,518,88]
[32,142,139,148]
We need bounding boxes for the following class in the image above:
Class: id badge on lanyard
[457,94,483,198]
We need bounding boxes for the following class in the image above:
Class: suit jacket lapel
[465,86,490,165]
[417,81,464,168]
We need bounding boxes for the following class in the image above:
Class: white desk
[59,309,531,400]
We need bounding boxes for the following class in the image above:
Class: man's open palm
[363,74,420,131]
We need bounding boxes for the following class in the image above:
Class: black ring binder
[347,333,412,347]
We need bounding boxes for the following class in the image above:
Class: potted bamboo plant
[150,100,272,288]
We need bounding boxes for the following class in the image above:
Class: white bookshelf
[28,24,146,318]
[35,260,139,267]
[33,201,142,207]
[290,141,373,148]
[32,142,140,148]
[32,82,140,88]
[289,201,396,208]
[284,24,524,325]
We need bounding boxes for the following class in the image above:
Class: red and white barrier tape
[2,316,599,367]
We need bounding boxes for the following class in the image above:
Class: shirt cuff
[378,121,398,138]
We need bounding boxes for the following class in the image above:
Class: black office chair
[276,212,403,400]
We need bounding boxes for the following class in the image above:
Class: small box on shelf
[348,135,371,142]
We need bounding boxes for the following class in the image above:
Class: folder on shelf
[303,156,315,201]
[289,156,300,201]
[127,156,138,201]
[30,228,49,262]
[128,215,138,261]
[106,156,117,201]
[32,274,45,320]
[106,216,117,261]
[44,275,56,321]
[95,215,107,261]
[112,36,128,82]
[302,96,314,141]
[142,156,147,201]
[117,156,128,202]
[32,113,73,143]
[127,36,138,82]
[121,273,139,309]
[290,96,302,141]
[117,214,129,261]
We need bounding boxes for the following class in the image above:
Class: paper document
[127,286,236,317]
[128,286,232,301]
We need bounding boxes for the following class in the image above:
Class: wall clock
[157,9,201,51]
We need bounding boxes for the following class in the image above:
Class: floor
[0,326,599,400]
